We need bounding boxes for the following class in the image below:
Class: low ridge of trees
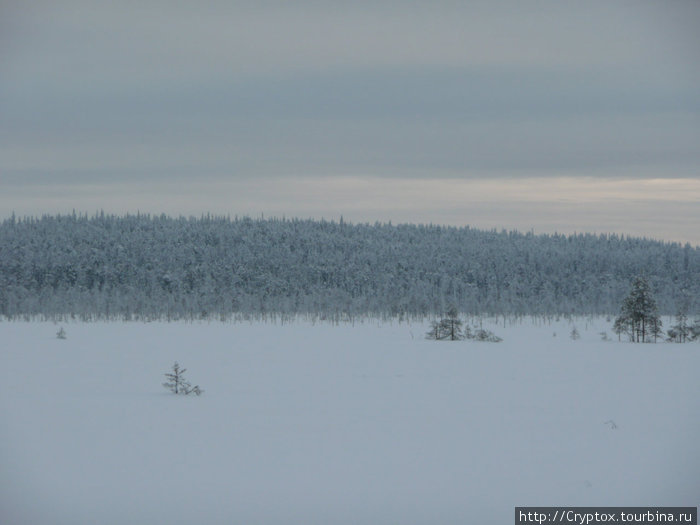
[1,213,698,320]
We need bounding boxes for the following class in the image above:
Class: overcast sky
[1,1,699,244]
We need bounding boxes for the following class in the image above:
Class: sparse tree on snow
[163,362,203,395]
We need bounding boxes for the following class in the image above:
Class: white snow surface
[1,318,698,524]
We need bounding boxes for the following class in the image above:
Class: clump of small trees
[667,315,700,343]
[426,307,464,341]
[666,296,700,343]
[426,307,502,342]
[667,309,690,343]
[614,276,663,343]
[163,362,203,395]
[471,328,503,342]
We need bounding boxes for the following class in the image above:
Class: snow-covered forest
[1,213,698,320]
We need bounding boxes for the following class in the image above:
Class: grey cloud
[1,1,699,243]
[4,1,700,88]
[3,65,699,177]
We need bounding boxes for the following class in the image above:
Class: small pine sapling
[163,362,203,396]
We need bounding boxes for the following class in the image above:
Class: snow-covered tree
[426,320,442,340]
[614,276,662,343]
[439,306,463,341]
[667,302,691,343]
[426,306,464,340]
[650,317,663,343]
[612,316,626,341]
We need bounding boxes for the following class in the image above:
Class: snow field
[1,319,698,525]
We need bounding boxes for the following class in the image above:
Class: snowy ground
[1,318,698,525]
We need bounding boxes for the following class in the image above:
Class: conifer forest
[1,213,697,320]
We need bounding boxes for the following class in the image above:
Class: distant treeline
[0,213,698,320]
